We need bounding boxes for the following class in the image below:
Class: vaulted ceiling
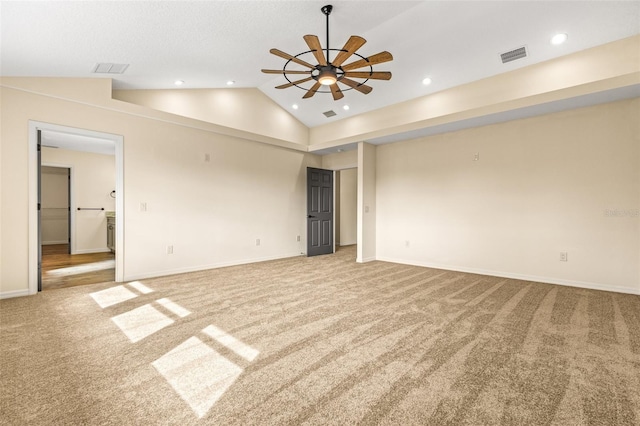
[2,1,639,131]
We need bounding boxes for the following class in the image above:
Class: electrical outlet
[256,239,260,246]
[167,245,173,255]
[296,235,301,242]
[405,240,410,248]
[140,202,147,212]
[204,153,211,162]
[474,152,480,161]
[560,252,568,262]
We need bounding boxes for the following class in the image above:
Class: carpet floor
[1,246,639,425]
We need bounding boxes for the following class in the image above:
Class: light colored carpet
[1,245,639,425]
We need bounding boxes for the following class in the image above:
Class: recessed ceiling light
[226,80,235,86]
[551,33,568,45]
[343,105,350,111]
[422,77,432,85]
[174,80,184,86]
[292,104,299,110]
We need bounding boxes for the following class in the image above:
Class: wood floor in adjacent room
[1,245,639,425]
[41,244,115,290]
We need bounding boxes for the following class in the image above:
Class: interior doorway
[40,162,115,290]
[29,122,124,294]
[336,168,357,248]
[40,166,71,254]
[307,167,334,256]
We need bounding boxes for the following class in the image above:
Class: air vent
[92,63,129,74]
[500,46,527,64]
[323,110,337,118]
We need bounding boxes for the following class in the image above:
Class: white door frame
[28,121,124,294]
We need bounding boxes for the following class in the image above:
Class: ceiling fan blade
[344,71,392,80]
[269,48,315,69]
[331,36,366,67]
[275,77,314,89]
[330,84,344,100]
[262,69,311,75]
[341,51,394,71]
[339,77,373,95]
[302,82,323,99]
[303,35,327,66]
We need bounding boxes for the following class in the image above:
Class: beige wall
[376,98,640,294]
[321,149,358,170]
[113,88,309,145]
[357,143,377,262]
[339,168,357,246]
[0,82,321,296]
[308,35,640,150]
[43,149,116,253]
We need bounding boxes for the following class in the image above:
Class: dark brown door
[307,167,334,256]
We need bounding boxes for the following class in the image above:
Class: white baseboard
[123,252,304,282]
[0,289,31,299]
[376,256,640,296]
[73,248,111,255]
[356,256,376,263]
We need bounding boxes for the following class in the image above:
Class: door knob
[307,215,316,218]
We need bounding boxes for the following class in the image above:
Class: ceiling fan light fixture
[318,69,337,85]
[262,4,393,100]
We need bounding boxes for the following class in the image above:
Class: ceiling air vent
[323,110,337,118]
[92,63,129,74]
[500,46,527,64]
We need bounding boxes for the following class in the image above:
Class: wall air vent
[323,110,337,118]
[500,46,527,64]
[92,63,129,74]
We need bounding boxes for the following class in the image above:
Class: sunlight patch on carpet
[202,325,259,362]
[157,298,191,318]
[111,304,174,343]
[90,285,137,308]
[153,336,243,418]
[127,281,154,294]
[48,259,115,276]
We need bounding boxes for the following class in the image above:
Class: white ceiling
[1,1,639,130]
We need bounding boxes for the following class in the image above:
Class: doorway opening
[335,168,357,249]
[29,122,124,294]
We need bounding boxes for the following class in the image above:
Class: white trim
[29,121,125,296]
[356,256,376,263]
[376,256,640,296]
[42,241,69,245]
[0,289,31,300]
[123,252,303,282]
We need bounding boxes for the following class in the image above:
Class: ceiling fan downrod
[321,5,333,63]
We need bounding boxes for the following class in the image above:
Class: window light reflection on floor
[202,325,259,362]
[111,304,174,343]
[90,285,137,308]
[48,259,115,276]
[127,281,154,294]
[153,336,244,418]
[157,298,191,318]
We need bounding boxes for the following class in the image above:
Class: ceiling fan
[261,4,393,100]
